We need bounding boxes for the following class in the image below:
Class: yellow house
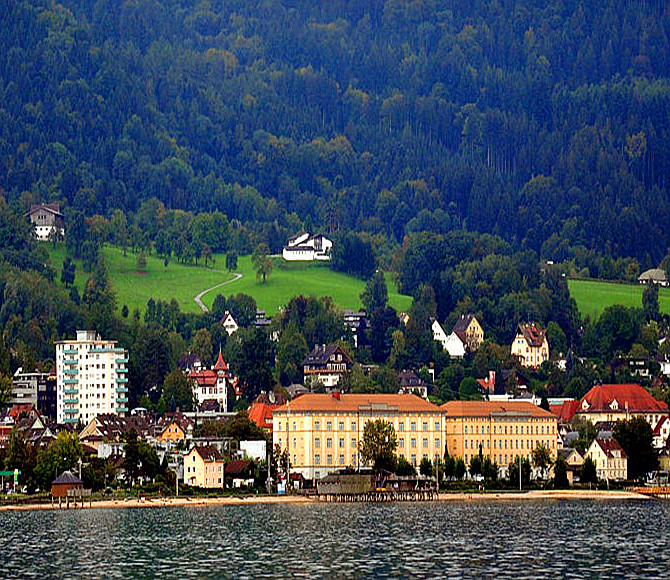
[183,445,225,488]
[452,314,484,352]
[441,401,559,473]
[585,438,627,481]
[511,323,549,368]
[272,393,443,481]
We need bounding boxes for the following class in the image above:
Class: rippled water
[0,500,666,578]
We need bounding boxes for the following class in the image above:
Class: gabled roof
[550,400,580,423]
[275,393,440,414]
[189,369,218,386]
[303,344,353,367]
[452,314,476,342]
[225,459,253,477]
[653,416,670,435]
[248,402,279,430]
[190,444,223,462]
[442,400,556,419]
[579,384,668,414]
[27,203,64,217]
[516,323,547,347]
[593,438,627,458]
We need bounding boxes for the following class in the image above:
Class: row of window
[314,438,357,449]
[398,438,440,449]
[280,420,441,432]
[314,454,357,465]
[464,439,555,450]
[463,424,555,435]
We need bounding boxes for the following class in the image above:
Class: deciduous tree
[360,419,397,472]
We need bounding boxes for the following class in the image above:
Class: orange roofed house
[442,401,559,476]
[183,445,224,488]
[272,393,443,481]
[188,350,231,411]
[576,383,668,430]
[511,323,549,368]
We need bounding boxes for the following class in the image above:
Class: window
[399,438,405,448]
[315,454,321,464]
[327,438,332,448]
[411,422,416,431]
[399,422,404,432]
[315,421,320,430]
[411,455,417,466]
[465,440,468,449]
[351,438,357,448]
[315,438,320,448]
[339,454,345,465]
[411,438,416,448]
[351,421,356,430]
[352,454,357,464]
[422,438,428,448]
[435,421,440,431]
[339,438,344,448]
[435,438,440,449]
[327,454,332,465]
[423,422,428,431]
[339,422,344,431]
[293,422,296,431]
[476,426,479,435]
[327,421,332,431]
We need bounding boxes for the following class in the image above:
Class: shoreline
[0,489,652,512]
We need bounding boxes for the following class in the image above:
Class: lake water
[0,500,666,578]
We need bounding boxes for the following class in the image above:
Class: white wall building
[55,330,129,425]
[282,233,332,261]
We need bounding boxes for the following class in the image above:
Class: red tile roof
[517,323,547,347]
[275,393,440,414]
[594,438,627,458]
[189,369,218,386]
[442,400,555,418]
[550,400,580,423]
[248,402,279,430]
[579,384,668,414]
[213,350,229,372]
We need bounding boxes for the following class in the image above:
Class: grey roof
[303,344,352,367]
[639,268,668,282]
[52,471,82,485]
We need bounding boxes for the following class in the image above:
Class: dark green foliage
[360,271,388,314]
[61,257,76,288]
[162,369,194,412]
[419,456,433,477]
[225,327,275,403]
[642,284,660,322]
[224,410,268,443]
[332,233,376,279]
[612,416,658,481]
[508,456,532,487]
[553,454,569,489]
[396,455,416,477]
[360,419,398,472]
[580,456,598,484]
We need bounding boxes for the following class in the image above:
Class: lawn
[567,278,670,320]
[45,244,413,316]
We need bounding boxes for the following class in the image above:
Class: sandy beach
[0,488,652,511]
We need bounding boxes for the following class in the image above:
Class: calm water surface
[0,500,666,578]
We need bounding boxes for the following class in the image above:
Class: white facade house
[282,233,332,261]
[26,204,65,241]
[432,319,466,358]
[222,312,239,336]
[55,330,129,425]
[585,438,627,481]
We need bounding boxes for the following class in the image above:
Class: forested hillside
[2,0,670,264]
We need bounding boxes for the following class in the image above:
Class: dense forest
[1,0,670,265]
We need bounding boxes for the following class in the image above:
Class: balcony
[116,377,128,384]
[64,369,78,375]
[116,358,129,364]
[64,379,78,384]
[116,387,128,393]
[63,359,78,365]
[63,389,78,395]
[116,397,128,404]
[116,367,128,373]
[64,418,78,424]
[63,349,77,355]
[117,406,129,413]
[63,398,78,404]
[64,408,78,414]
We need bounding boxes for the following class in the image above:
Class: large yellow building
[272,393,443,481]
[441,401,559,471]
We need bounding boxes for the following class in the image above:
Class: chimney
[332,390,340,400]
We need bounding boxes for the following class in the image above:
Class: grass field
[568,278,670,320]
[45,244,413,316]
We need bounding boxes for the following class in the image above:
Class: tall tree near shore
[359,419,397,472]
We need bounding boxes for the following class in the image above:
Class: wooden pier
[318,489,438,503]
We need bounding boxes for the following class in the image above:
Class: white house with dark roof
[303,344,353,387]
[26,204,65,240]
[283,232,332,261]
[585,438,627,481]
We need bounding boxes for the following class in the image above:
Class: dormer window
[581,400,590,411]
[610,399,618,410]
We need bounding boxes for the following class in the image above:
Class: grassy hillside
[568,279,670,320]
[46,244,412,315]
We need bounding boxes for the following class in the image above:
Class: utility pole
[519,455,522,491]
[286,400,290,493]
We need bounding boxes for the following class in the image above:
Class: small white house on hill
[283,233,332,261]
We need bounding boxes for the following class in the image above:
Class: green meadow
[45,244,412,316]
[567,278,670,320]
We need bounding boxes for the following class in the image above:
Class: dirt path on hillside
[194,272,243,312]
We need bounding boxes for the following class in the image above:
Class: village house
[558,447,584,484]
[282,232,333,261]
[155,413,193,446]
[432,319,465,358]
[248,401,280,434]
[638,268,669,287]
[79,413,151,456]
[575,383,669,430]
[452,314,484,352]
[397,370,429,398]
[183,445,225,488]
[303,344,353,388]
[26,203,65,240]
[652,416,670,449]
[187,350,231,411]
[272,393,443,481]
[585,438,628,481]
[442,401,559,477]
[511,323,550,368]
[221,311,239,336]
